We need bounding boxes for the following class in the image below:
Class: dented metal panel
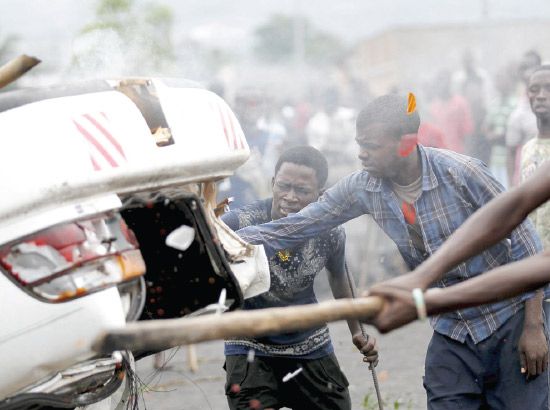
[0,80,249,246]
[0,274,126,397]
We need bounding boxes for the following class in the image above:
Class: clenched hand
[352,333,379,369]
[518,324,548,378]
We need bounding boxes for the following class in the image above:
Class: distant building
[347,19,550,95]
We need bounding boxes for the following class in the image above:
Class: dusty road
[135,319,432,410]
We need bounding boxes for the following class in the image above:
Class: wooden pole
[0,55,41,89]
[187,344,199,373]
[93,296,384,354]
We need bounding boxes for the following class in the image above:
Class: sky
[2,0,550,59]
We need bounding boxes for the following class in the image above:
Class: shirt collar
[362,145,439,192]
[418,145,439,191]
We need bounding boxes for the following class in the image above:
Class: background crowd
[217,48,547,289]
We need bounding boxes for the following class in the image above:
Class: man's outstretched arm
[237,176,365,255]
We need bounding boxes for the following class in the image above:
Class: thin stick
[93,297,384,354]
[0,55,41,89]
[344,262,384,410]
[187,344,199,373]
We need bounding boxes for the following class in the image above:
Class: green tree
[252,14,345,66]
[72,0,175,75]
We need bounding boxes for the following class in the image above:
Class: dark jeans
[224,353,351,410]
[424,309,549,409]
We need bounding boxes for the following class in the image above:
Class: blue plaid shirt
[238,146,543,344]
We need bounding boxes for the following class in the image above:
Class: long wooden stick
[0,54,41,89]
[187,344,199,373]
[92,296,384,354]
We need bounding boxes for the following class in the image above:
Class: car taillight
[0,213,145,302]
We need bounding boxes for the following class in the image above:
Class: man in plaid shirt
[237,94,548,409]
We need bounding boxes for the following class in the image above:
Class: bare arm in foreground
[369,250,550,332]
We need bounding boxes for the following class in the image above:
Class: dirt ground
[135,319,432,410]
[134,217,429,410]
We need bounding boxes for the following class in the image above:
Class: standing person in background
[222,146,377,410]
[417,122,447,149]
[219,90,271,208]
[453,49,492,164]
[306,88,357,186]
[418,82,449,149]
[506,50,542,186]
[520,63,550,337]
[483,65,518,187]
[256,97,287,178]
[521,64,550,249]
[428,70,474,154]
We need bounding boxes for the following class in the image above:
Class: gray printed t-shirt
[223,198,346,359]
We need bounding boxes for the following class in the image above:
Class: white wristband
[412,288,427,321]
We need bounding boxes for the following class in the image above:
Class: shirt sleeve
[221,210,241,231]
[325,228,347,277]
[236,174,367,255]
[459,97,474,137]
[462,159,543,262]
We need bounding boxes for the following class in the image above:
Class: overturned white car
[0,78,268,409]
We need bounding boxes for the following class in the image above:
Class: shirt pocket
[480,241,511,270]
[318,353,350,391]
[421,193,474,251]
